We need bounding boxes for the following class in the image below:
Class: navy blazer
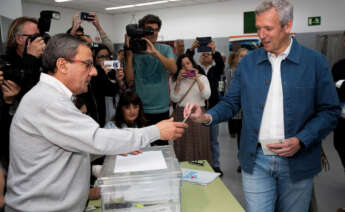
[208,38,340,182]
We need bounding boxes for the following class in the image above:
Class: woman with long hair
[105,90,147,129]
[170,54,211,163]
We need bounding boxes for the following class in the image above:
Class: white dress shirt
[259,38,293,155]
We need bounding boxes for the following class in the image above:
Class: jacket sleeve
[207,61,242,124]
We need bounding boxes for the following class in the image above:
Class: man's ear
[56,58,68,74]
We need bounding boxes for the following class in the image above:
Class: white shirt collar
[268,37,293,60]
[40,73,73,100]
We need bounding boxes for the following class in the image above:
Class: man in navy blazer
[184,0,340,211]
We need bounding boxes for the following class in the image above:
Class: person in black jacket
[78,44,126,127]
[186,40,225,175]
[331,31,345,173]
[0,17,45,195]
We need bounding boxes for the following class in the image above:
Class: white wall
[22,2,116,43]
[0,0,22,19]
[22,0,345,43]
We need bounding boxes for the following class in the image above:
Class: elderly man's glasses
[65,58,94,69]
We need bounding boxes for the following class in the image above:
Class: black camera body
[80,12,94,21]
[126,24,154,53]
[0,57,25,86]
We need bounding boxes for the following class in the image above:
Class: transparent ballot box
[96,145,182,212]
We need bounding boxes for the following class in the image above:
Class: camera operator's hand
[0,71,3,87]
[1,80,21,104]
[27,37,46,58]
[190,39,199,52]
[124,34,133,55]
[89,12,103,34]
[208,41,216,54]
[70,13,82,36]
[101,63,112,75]
[141,37,159,56]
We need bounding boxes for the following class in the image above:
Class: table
[87,161,244,212]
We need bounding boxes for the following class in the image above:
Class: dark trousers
[334,118,345,169]
[145,111,170,146]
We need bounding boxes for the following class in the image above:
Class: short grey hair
[42,33,88,74]
[255,0,293,26]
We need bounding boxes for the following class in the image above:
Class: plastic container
[97,145,182,212]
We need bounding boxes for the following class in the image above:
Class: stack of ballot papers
[181,168,220,185]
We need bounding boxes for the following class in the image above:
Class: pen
[183,113,191,123]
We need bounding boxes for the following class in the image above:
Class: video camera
[126,24,154,53]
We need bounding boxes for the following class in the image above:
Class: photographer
[2,17,45,98]
[0,17,44,180]
[78,44,125,127]
[124,14,177,146]
[68,12,114,53]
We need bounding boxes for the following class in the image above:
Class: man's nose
[90,66,97,76]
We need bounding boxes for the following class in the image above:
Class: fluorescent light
[135,1,168,7]
[54,0,72,2]
[106,0,180,11]
[106,5,135,10]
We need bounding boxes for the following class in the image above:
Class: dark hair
[94,44,112,63]
[6,17,38,54]
[112,91,147,128]
[42,33,88,74]
[173,54,204,81]
[66,26,84,35]
[139,14,162,30]
[74,96,87,109]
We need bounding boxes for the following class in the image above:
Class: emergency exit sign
[308,16,321,26]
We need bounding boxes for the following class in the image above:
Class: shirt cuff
[336,80,345,88]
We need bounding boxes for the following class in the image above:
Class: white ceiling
[23,0,233,15]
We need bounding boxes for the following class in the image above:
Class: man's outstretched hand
[156,118,188,140]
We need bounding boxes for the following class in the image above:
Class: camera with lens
[27,10,61,45]
[126,24,154,53]
[0,57,25,86]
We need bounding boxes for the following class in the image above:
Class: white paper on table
[114,150,167,173]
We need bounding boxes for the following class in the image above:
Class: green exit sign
[308,16,321,26]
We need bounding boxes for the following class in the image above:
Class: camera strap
[178,80,197,104]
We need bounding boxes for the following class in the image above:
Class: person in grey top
[5,33,187,212]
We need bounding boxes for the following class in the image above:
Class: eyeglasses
[96,54,111,59]
[65,58,94,70]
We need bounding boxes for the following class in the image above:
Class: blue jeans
[242,148,313,212]
[210,124,220,167]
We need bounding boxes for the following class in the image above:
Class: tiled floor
[217,122,345,212]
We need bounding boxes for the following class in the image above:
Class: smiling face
[122,104,140,124]
[144,23,159,43]
[256,7,292,56]
[64,45,97,95]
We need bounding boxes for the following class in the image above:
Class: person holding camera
[170,54,211,163]
[77,44,125,127]
[0,17,45,202]
[68,12,114,53]
[124,14,177,146]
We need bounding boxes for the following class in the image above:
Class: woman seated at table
[170,54,211,163]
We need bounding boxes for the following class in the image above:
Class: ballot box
[96,145,182,212]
